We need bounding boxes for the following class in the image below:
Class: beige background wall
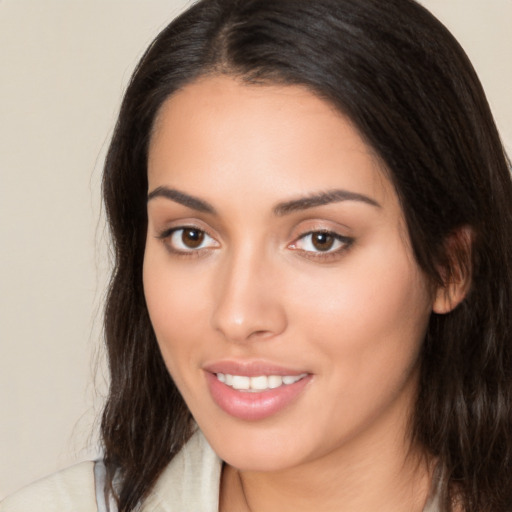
[1,0,510,499]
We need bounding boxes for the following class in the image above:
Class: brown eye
[291,230,352,257]
[164,227,218,253]
[311,232,335,251]
[182,228,205,248]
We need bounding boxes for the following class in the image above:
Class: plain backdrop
[1,0,511,500]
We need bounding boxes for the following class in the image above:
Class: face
[143,75,435,473]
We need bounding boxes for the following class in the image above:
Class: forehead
[147,75,397,211]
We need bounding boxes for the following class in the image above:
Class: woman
[3,0,511,511]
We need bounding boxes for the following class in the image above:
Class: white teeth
[268,375,283,389]
[282,375,303,385]
[231,375,250,390]
[216,373,307,392]
[250,375,268,390]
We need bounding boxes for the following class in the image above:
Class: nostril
[210,261,288,342]
[211,309,287,344]
[249,330,274,339]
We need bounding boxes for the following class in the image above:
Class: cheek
[286,241,432,377]
[142,248,211,379]
[283,249,431,439]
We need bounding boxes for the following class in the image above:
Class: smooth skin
[143,75,465,511]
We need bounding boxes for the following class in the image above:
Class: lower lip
[205,372,312,421]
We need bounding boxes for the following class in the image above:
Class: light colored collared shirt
[1,430,440,511]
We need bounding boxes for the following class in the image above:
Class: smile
[205,366,312,421]
[215,373,308,392]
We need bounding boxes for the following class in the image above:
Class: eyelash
[157,226,218,257]
[156,226,353,261]
[289,230,354,261]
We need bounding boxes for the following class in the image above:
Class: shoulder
[0,431,222,512]
[0,461,97,512]
[142,429,222,512]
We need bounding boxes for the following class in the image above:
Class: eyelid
[288,229,354,260]
[290,230,351,249]
[153,216,218,243]
[156,224,220,255]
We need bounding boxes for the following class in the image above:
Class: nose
[210,248,287,343]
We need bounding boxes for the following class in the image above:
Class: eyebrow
[147,186,216,214]
[273,189,381,216]
[147,186,380,216]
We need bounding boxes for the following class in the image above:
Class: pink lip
[203,360,312,421]
[203,360,308,377]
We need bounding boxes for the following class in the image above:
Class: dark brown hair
[101,0,512,510]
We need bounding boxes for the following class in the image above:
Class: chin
[219,444,302,473]
[197,418,317,472]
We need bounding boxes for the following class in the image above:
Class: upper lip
[203,360,310,377]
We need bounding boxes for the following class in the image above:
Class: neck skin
[219,376,434,512]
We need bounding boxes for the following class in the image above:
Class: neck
[222,442,433,512]
[219,383,434,512]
